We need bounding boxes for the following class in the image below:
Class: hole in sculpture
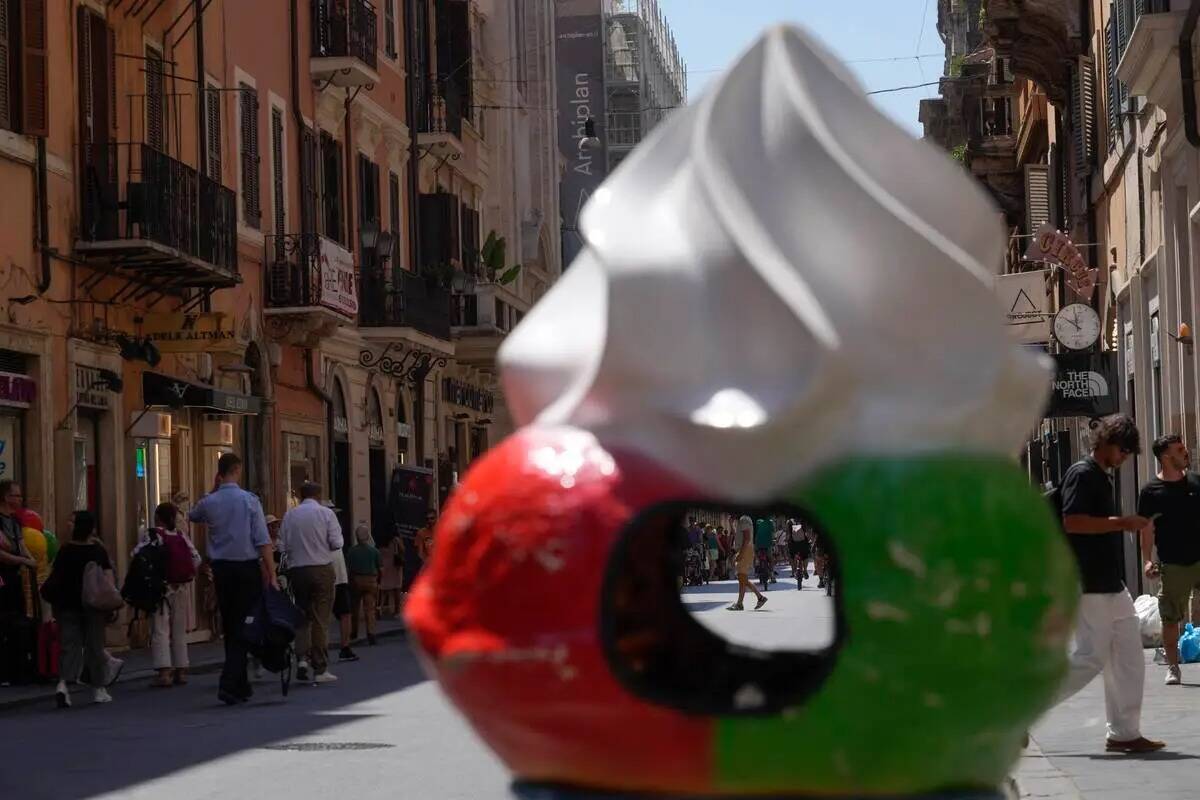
[601,502,842,717]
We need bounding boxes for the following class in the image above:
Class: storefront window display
[287,433,321,510]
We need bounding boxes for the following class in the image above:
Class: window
[979,96,1012,137]
[300,126,319,236]
[205,81,221,181]
[271,106,285,238]
[357,154,380,246]
[1024,164,1050,235]
[513,0,527,95]
[145,44,166,151]
[0,0,48,136]
[384,0,397,59]
[77,6,114,146]
[388,170,401,237]
[320,132,343,243]
[239,83,261,227]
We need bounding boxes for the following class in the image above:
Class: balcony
[1117,7,1187,105]
[311,0,380,88]
[982,0,1080,105]
[451,282,526,371]
[360,268,453,343]
[263,233,356,345]
[418,80,467,155]
[76,142,238,291]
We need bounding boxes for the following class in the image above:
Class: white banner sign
[995,270,1050,344]
[318,236,358,317]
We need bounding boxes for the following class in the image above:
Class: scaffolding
[603,0,687,171]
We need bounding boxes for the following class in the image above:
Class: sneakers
[754,595,768,610]
[314,671,339,684]
[55,680,70,709]
[726,603,744,611]
[339,647,360,662]
[92,687,113,704]
[1105,736,1166,754]
[1165,665,1182,685]
[296,661,310,682]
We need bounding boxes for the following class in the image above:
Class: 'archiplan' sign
[994,270,1050,344]
[556,0,607,266]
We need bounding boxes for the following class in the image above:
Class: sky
[654,0,943,136]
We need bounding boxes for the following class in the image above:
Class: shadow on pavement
[0,637,431,800]
[1050,752,1200,762]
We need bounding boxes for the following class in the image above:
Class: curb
[1012,736,1084,800]
[0,625,407,713]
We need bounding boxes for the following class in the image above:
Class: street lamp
[451,269,477,295]
[579,117,602,152]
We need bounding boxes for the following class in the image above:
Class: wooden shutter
[1106,16,1120,150]
[0,1,10,131]
[146,46,165,151]
[300,126,319,236]
[388,172,400,235]
[385,0,397,57]
[1116,0,1131,112]
[1073,56,1096,169]
[77,6,92,143]
[206,85,221,181]
[1025,164,1051,235]
[19,0,47,135]
[320,132,343,243]
[271,107,284,237]
[239,84,260,227]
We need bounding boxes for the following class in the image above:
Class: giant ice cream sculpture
[406,26,1078,798]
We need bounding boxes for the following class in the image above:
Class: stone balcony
[982,0,1081,105]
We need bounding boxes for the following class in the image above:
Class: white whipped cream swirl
[498,24,1050,502]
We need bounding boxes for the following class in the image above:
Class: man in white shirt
[279,482,343,683]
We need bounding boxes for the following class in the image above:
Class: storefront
[0,367,35,487]
[329,378,352,535]
[367,389,390,540]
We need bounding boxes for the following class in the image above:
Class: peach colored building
[0,0,560,643]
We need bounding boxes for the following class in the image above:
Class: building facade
[0,0,561,644]
[921,0,1187,593]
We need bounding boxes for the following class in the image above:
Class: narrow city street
[2,562,1198,799]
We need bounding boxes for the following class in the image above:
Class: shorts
[333,583,351,617]
[735,546,754,577]
[1158,560,1200,624]
[708,548,719,566]
[788,539,810,559]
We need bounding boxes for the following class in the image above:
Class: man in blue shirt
[189,452,277,705]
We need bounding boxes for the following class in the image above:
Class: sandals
[726,603,744,611]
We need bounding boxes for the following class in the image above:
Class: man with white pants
[1058,413,1164,754]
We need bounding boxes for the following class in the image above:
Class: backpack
[241,586,304,673]
[121,538,168,613]
[157,529,197,584]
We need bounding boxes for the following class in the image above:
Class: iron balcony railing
[360,267,452,340]
[79,142,237,274]
[451,293,478,327]
[312,0,378,70]
[419,78,465,139]
[266,232,321,308]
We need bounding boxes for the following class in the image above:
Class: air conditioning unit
[130,412,172,440]
[203,419,235,447]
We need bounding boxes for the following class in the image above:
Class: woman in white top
[132,503,201,687]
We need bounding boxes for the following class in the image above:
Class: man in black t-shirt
[1057,414,1164,754]
[1137,434,1200,686]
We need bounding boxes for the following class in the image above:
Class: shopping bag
[1179,623,1200,664]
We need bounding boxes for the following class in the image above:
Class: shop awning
[142,372,261,415]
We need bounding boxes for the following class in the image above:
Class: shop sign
[76,366,111,409]
[318,236,358,317]
[0,371,35,408]
[333,416,349,436]
[1025,225,1098,301]
[1123,324,1135,377]
[994,270,1050,344]
[1047,352,1119,419]
[396,422,412,438]
[387,464,434,545]
[140,312,241,354]
[143,372,262,415]
[368,422,385,446]
[443,377,495,414]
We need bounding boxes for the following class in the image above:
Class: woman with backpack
[132,503,200,688]
[42,510,115,707]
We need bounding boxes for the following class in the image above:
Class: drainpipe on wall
[36,138,51,293]
[1182,0,1200,147]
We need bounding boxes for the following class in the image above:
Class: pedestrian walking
[416,511,437,566]
[1057,414,1165,753]
[753,517,775,586]
[277,482,342,684]
[348,524,382,646]
[331,539,358,663]
[0,480,37,685]
[133,503,201,688]
[788,520,811,588]
[1136,433,1200,686]
[379,535,404,617]
[188,453,277,705]
[704,526,720,582]
[43,511,115,707]
[727,515,767,611]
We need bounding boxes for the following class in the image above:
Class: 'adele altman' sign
[1047,352,1118,418]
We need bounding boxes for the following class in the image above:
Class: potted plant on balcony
[480,231,522,286]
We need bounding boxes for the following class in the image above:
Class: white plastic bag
[1135,593,1162,648]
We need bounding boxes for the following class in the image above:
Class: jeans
[1057,590,1145,741]
[152,585,190,669]
[58,608,108,687]
[290,564,335,674]
[212,560,262,699]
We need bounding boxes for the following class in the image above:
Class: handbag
[82,561,124,612]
